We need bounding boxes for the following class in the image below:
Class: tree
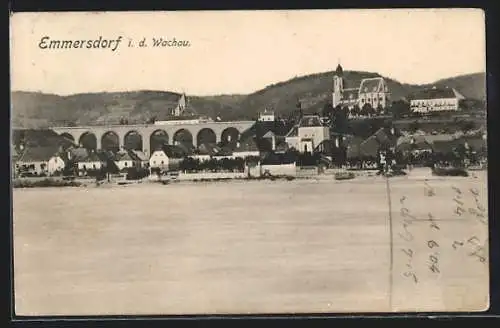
[389,100,411,119]
[361,103,373,117]
[376,104,384,115]
[332,106,348,133]
[458,120,476,133]
[322,103,334,119]
[351,104,361,117]
[408,120,420,133]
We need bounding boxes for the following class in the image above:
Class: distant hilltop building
[332,64,391,112]
[258,109,275,122]
[171,93,187,117]
[154,92,214,125]
[409,86,465,113]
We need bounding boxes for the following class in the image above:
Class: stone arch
[150,129,169,152]
[78,132,97,150]
[60,132,75,142]
[101,131,120,152]
[173,129,193,147]
[196,128,217,147]
[220,127,240,145]
[124,130,143,151]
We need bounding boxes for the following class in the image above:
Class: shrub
[335,172,355,180]
[13,178,82,188]
[432,167,469,177]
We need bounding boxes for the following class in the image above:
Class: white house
[115,150,140,171]
[258,110,275,122]
[16,146,64,176]
[410,86,465,113]
[48,156,65,175]
[76,152,106,172]
[285,115,330,153]
[149,150,170,170]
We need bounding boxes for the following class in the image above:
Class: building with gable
[15,145,66,176]
[409,86,465,113]
[331,64,391,113]
[285,115,330,153]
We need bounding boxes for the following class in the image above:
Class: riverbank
[12,167,487,188]
[12,178,83,188]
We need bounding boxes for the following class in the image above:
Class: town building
[149,145,186,171]
[114,150,142,171]
[285,115,330,153]
[75,151,107,174]
[409,86,465,113]
[332,64,391,113]
[233,138,261,158]
[258,110,275,122]
[193,143,222,161]
[15,146,65,176]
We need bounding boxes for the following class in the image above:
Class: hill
[11,71,485,129]
[431,72,486,100]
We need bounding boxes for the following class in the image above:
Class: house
[262,131,277,151]
[285,115,330,154]
[193,143,221,162]
[233,137,260,158]
[16,146,65,176]
[149,150,170,170]
[131,150,150,168]
[332,63,391,112]
[258,110,275,122]
[114,150,141,171]
[75,151,107,175]
[409,86,465,113]
[149,145,186,171]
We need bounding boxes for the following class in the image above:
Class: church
[331,64,391,113]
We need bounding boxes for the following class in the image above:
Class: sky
[10,9,486,96]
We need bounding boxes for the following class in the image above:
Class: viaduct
[51,120,256,156]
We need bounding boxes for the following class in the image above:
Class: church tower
[332,63,344,108]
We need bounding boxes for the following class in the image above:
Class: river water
[12,172,489,315]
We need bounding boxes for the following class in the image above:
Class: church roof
[335,64,343,75]
[342,88,359,101]
[359,78,384,94]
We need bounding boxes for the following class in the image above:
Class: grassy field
[12,171,489,315]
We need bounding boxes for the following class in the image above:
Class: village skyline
[10,9,485,96]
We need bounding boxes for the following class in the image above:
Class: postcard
[10,9,488,316]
